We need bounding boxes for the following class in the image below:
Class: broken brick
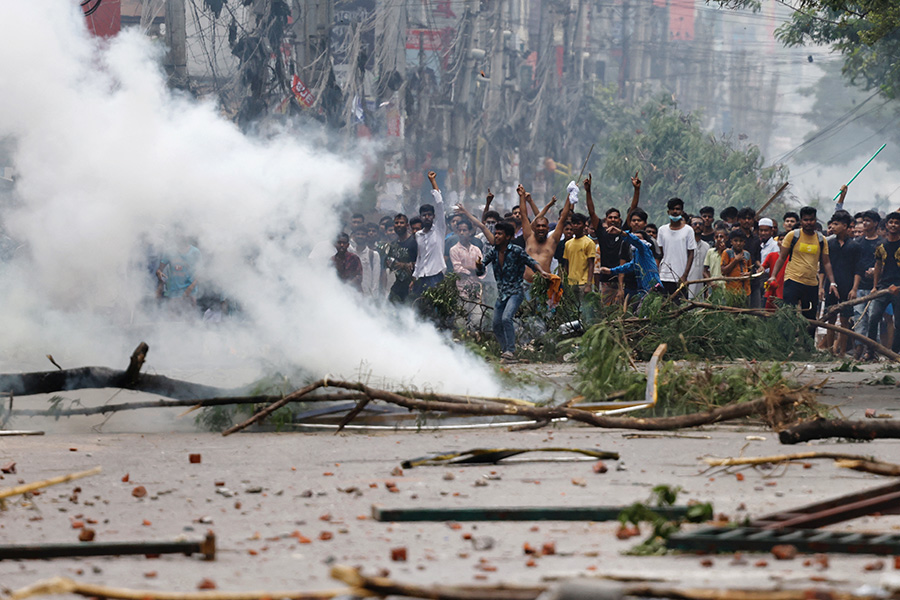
[391,466,404,477]
[144,572,157,579]
[131,486,147,498]
[735,473,745,482]
[541,541,556,556]
[71,520,84,529]
[318,531,333,541]
[121,473,129,482]
[525,559,537,568]
[771,544,798,560]
[197,579,217,590]
[864,560,884,571]
[700,558,714,567]
[1,462,15,474]
[755,560,768,567]
[78,529,95,542]
[189,453,202,464]
[523,543,537,555]
[391,547,407,562]
[592,461,608,474]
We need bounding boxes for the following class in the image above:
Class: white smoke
[0,2,499,396]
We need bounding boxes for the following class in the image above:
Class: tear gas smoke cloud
[0,2,499,396]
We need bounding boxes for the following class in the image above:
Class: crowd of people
[331,171,900,361]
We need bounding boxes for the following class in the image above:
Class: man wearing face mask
[657,197,696,300]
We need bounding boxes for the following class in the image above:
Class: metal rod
[372,505,692,522]
[0,531,215,561]
[833,143,886,201]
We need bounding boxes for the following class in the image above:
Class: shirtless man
[518,184,572,282]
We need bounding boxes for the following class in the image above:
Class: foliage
[415,274,465,328]
[195,372,307,432]
[618,484,714,556]
[595,94,788,223]
[714,0,900,98]
[629,294,815,362]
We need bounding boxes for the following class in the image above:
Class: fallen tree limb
[625,587,881,600]
[224,379,814,435]
[0,466,101,500]
[7,392,370,418]
[780,418,900,444]
[2,577,347,600]
[704,451,874,467]
[822,289,893,320]
[836,458,900,476]
[808,318,900,362]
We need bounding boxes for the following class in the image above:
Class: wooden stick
[683,273,760,286]
[822,288,893,319]
[0,466,101,500]
[755,181,790,218]
[836,458,900,476]
[704,451,873,467]
[221,380,328,436]
[4,577,347,600]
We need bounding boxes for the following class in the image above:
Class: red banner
[291,75,316,108]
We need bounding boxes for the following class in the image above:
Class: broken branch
[780,418,900,444]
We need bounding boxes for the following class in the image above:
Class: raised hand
[631,171,641,190]
[583,173,592,191]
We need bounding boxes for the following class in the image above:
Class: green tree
[715,1,900,98]
[596,95,787,222]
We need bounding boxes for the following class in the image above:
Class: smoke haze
[0,2,499,396]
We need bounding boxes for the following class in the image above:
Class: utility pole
[164,0,187,89]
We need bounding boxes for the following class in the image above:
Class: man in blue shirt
[598,227,661,300]
[476,221,551,361]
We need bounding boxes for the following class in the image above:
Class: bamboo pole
[0,467,101,500]
[755,181,790,218]
[704,452,873,467]
[3,578,348,600]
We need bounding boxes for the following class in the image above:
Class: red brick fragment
[864,560,884,571]
[71,520,84,529]
[1,462,15,474]
[735,473,745,482]
[121,473,129,482]
[318,531,333,541]
[189,453,202,464]
[755,560,768,567]
[541,541,556,555]
[894,556,900,570]
[772,544,798,560]
[391,547,407,562]
[525,559,537,568]
[131,486,147,498]
[78,528,95,542]
[592,461,608,474]
[523,543,537,555]
[144,572,157,579]
[391,466,404,476]
[197,579,217,590]
[700,558,714,567]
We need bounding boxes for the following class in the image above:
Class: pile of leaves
[617,484,713,556]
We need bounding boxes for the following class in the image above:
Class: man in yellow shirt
[767,206,838,325]
[563,213,596,291]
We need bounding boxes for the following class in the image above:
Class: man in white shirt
[411,171,447,297]
[758,217,779,271]
[657,197,696,300]
[350,226,383,297]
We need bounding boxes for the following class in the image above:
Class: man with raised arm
[585,173,641,305]
[476,221,552,362]
[411,171,447,297]
[518,184,571,283]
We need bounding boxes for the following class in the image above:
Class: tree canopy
[715,1,900,98]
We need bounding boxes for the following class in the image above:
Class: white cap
[758,217,774,227]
